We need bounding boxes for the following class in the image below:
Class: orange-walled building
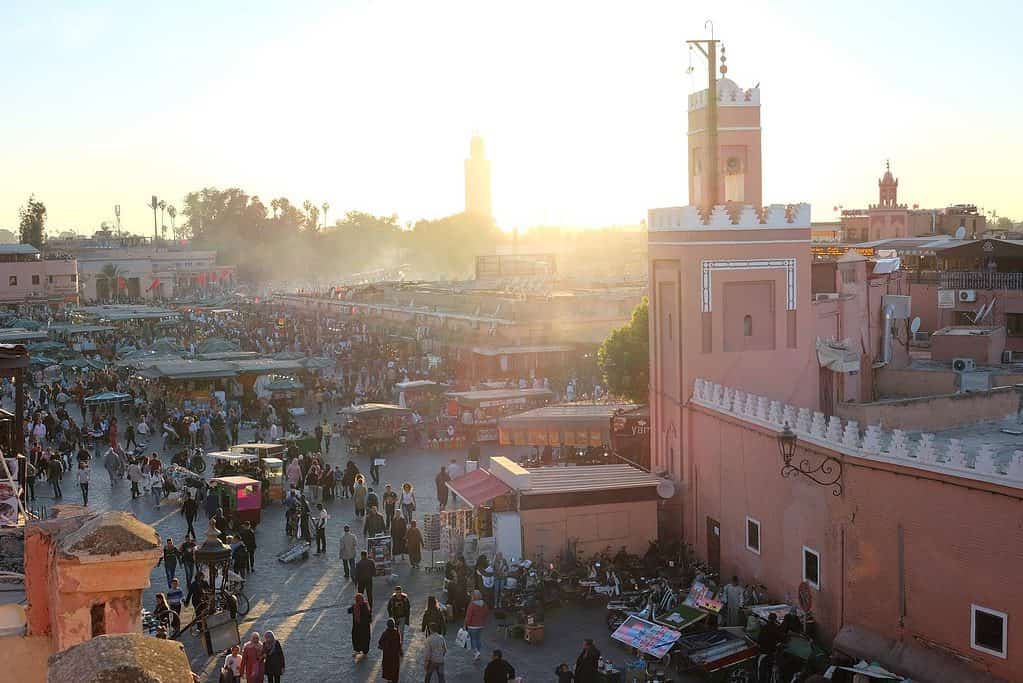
[648,73,1020,681]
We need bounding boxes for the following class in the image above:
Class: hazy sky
[2,0,1021,234]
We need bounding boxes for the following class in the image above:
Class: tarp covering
[446,469,512,508]
[832,624,1008,683]
[816,338,861,373]
[341,403,410,417]
[85,391,132,404]
[611,616,682,659]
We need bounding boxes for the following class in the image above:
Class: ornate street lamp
[777,423,843,496]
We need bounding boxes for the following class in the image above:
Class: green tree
[598,298,649,403]
[18,195,46,249]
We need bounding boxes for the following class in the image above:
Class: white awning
[816,338,860,373]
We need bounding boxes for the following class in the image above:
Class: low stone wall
[837,386,1020,431]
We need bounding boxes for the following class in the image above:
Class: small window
[743,315,753,337]
[31,275,39,285]
[802,546,820,589]
[1007,314,1023,337]
[667,313,672,340]
[47,275,53,284]
[971,604,1007,658]
[8,276,15,287]
[746,517,761,555]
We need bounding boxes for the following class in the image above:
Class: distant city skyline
[1,0,1021,234]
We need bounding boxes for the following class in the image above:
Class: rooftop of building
[48,633,193,683]
[500,402,640,423]
[520,463,661,495]
[0,244,40,255]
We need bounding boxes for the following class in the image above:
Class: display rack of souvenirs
[368,534,393,576]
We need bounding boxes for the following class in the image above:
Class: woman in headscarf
[353,474,367,518]
[348,592,372,656]
[377,618,403,682]
[390,510,407,561]
[262,631,285,683]
[405,519,423,569]
[241,631,263,683]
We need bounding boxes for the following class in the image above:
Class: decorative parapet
[691,378,1023,491]
[648,203,811,232]
[688,81,761,110]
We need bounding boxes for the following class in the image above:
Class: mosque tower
[464,134,492,219]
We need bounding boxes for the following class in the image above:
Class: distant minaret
[464,134,492,218]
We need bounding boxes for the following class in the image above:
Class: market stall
[498,403,635,449]
[673,628,758,682]
[443,467,513,562]
[393,379,448,415]
[446,387,554,443]
[340,403,410,455]
[210,475,262,528]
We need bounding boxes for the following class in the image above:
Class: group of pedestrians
[221,631,285,683]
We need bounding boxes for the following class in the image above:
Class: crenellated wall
[648,203,811,231]
[692,377,1023,489]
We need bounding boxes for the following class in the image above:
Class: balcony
[939,271,1023,290]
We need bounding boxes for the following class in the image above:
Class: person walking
[353,474,367,518]
[386,585,411,630]
[298,494,312,542]
[382,484,398,530]
[348,592,372,656]
[390,511,407,562]
[47,455,63,498]
[354,550,376,609]
[314,503,328,554]
[339,525,357,579]
[180,534,197,587]
[166,578,184,617]
[236,521,256,573]
[575,639,601,683]
[181,491,198,538]
[435,465,450,511]
[363,505,386,537]
[103,448,120,487]
[378,618,403,683]
[151,468,164,507]
[406,519,423,569]
[223,645,243,682]
[483,650,516,683]
[366,486,379,511]
[421,595,447,636]
[77,462,90,505]
[157,538,179,586]
[127,459,143,499]
[464,589,490,661]
[262,631,285,683]
[400,481,417,523]
[423,623,447,683]
[241,631,264,683]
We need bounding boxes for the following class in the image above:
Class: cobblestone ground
[31,405,695,682]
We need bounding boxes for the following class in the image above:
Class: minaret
[464,134,492,219]
[878,160,899,208]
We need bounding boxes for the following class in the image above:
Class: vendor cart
[262,457,285,502]
[673,628,758,682]
[230,442,286,460]
[210,475,262,528]
[340,403,410,455]
[210,452,261,478]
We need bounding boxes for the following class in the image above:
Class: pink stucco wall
[836,386,1019,431]
[931,327,1007,364]
[519,500,658,559]
[687,404,1023,680]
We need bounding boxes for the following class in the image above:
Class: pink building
[648,73,1020,680]
[0,244,78,306]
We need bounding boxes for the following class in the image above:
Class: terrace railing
[939,271,1023,291]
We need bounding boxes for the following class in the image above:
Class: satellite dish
[955,226,967,240]
[656,479,676,499]
[910,317,921,334]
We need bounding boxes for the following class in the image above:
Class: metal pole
[706,41,718,208]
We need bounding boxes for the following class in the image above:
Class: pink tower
[647,74,815,534]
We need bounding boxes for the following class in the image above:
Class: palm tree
[271,198,281,220]
[167,205,177,239]
[158,200,167,239]
[322,202,330,229]
[148,196,159,241]
[99,264,122,302]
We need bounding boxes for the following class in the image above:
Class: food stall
[210,475,262,528]
[340,403,410,455]
[446,387,554,443]
[393,380,448,416]
[498,403,634,449]
[262,457,285,502]
[210,452,261,478]
[230,442,286,460]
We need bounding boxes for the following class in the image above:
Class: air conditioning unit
[959,290,977,303]
[815,293,840,302]
[952,357,976,372]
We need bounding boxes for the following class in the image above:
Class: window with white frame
[971,604,1007,658]
[802,546,820,589]
[745,517,761,555]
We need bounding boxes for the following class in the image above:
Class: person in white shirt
[269,422,280,442]
[315,503,329,554]
[224,644,243,682]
